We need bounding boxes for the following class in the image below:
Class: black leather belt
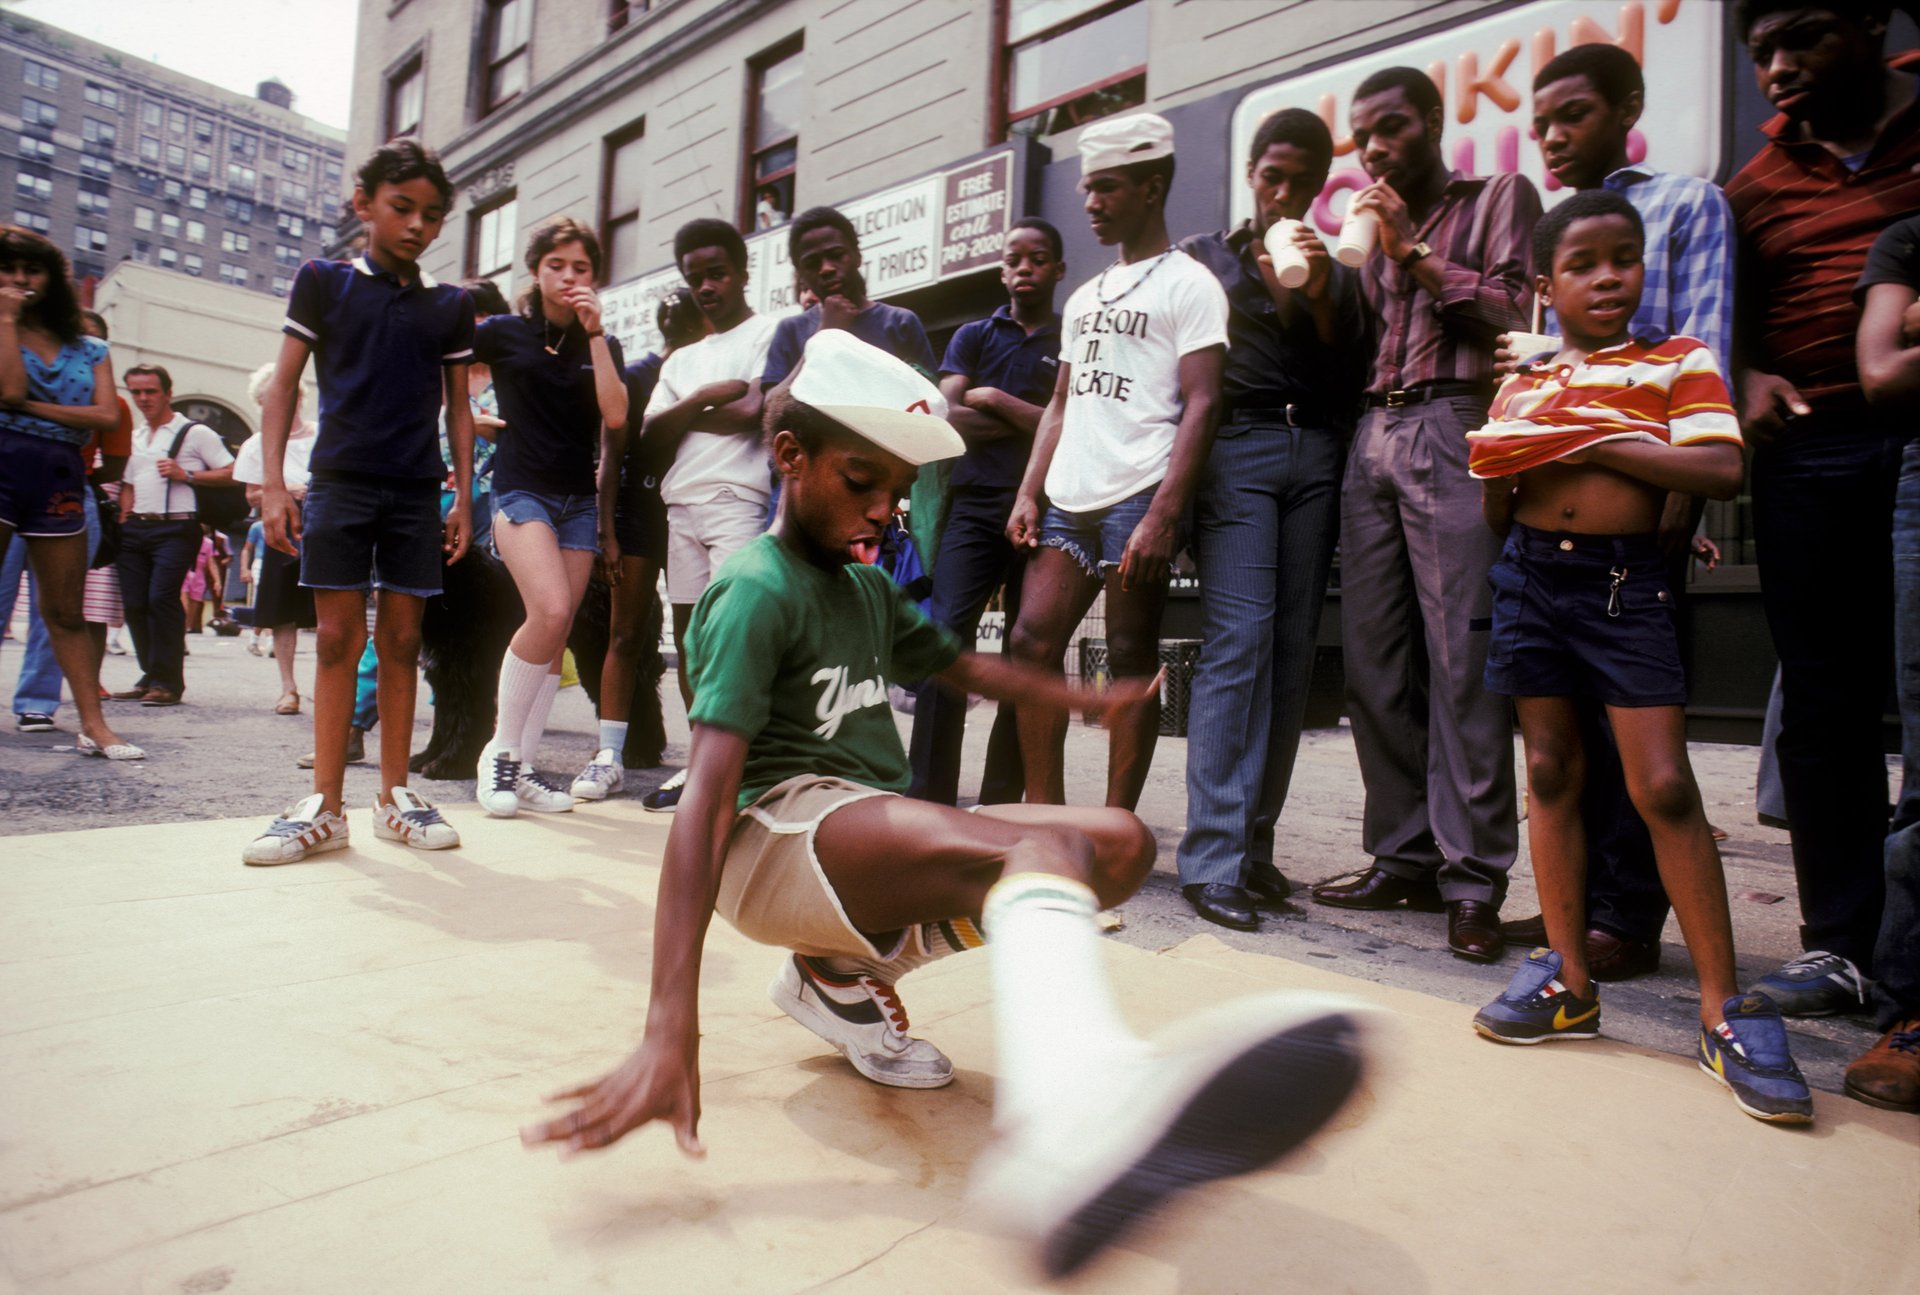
[128,512,198,521]
[1225,403,1338,429]
[1366,381,1488,409]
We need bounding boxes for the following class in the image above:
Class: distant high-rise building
[0,11,346,300]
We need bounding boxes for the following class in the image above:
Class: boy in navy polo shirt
[907,217,1065,806]
[243,140,478,865]
[759,207,938,386]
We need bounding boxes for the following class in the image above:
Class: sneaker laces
[400,804,446,827]
[526,769,571,794]
[490,752,521,792]
[1778,950,1864,991]
[582,761,618,783]
[865,977,911,1034]
[1890,1026,1920,1055]
[263,815,314,838]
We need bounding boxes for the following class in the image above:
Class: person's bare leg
[600,555,660,725]
[670,603,695,714]
[1515,695,1593,995]
[310,589,370,814]
[1006,547,1102,804]
[86,622,106,678]
[1100,569,1171,812]
[373,591,427,804]
[1608,703,1739,1026]
[274,626,299,697]
[27,534,129,749]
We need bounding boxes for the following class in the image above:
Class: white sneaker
[476,740,521,818]
[570,749,624,800]
[373,787,461,850]
[769,953,954,1088]
[969,992,1369,1279]
[243,793,350,866]
[515,767,576,814]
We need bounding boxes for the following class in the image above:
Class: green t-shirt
[687,533,963,808]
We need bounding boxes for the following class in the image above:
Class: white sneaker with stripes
[243,793,350,866]
[373,787,461,850]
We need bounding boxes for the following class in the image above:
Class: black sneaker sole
[1041,1014,1364,1279]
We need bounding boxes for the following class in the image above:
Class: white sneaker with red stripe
[243,793,350,866]
[769,953,954,1088]
[372,787,461,851]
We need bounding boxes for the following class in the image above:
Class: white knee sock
[982,872,1143,1129]
[491,650,548,753]
[519,671,561,763]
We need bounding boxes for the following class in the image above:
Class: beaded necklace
[1093,248,1175,306]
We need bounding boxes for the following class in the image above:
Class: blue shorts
[613,466,667,565]
[1040,483,1180,579]
[1484,523,1687,707]
[301,472,445,598]
[493,489,599,553]
[0,428,87,537]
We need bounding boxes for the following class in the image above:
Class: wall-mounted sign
[603,148,1019,357]
[1228,0,1722,236]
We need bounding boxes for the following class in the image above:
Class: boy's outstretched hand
[522,1035,706,1159]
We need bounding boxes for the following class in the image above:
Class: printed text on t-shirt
[1070,306,1151,402]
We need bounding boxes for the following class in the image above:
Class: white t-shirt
[125,412,235,516]
[1045,249,1229,512]
[231,427,317,489]
[647,312,781,507]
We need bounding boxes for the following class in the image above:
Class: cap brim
[810,406,965,467]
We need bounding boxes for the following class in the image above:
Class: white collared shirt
[124,411,233,515]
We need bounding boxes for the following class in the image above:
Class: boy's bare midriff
[1509,456,1664,534]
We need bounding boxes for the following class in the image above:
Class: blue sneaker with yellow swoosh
[1472,948,1602,1044]
[1699,993,1814,1123]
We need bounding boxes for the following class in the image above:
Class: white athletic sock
[519,671,561,763]
[491,650,547,752]
[982,872,1142,1129]
[597,719,629,755]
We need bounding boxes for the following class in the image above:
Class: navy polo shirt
[761,301,937,388]
[940,306,1060,489]
[475,314,627,497]
[284,254,475,481]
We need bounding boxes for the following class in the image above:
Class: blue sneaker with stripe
[1472,947,1602,1044]
[1699,993,1814,1124]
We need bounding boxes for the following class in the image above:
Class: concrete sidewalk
[0,804,1914,1293]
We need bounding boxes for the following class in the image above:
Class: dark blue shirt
[475,314,626,497]
[761,301,936,388]
[622,351,670,482]
[939,306,1060,489]
[284,255,475,481]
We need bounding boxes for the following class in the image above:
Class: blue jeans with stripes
[1177,415,1346,887]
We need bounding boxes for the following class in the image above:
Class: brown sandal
[274,691,301,715]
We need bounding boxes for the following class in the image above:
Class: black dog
[410,544,522,781]
[567,574,668,770]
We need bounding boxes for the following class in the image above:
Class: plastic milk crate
[1076,638,1202,737]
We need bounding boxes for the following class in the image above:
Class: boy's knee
[1105,810,1157,883]
[1634,767,1699,824]
[378,627,423,663]
[1106,631,1158,677]
[1526,745,1583,804]
[315,624,366,668]
[1008,615,1060,666]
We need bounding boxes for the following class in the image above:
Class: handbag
[87,482,121,570]
[166,420,249,530]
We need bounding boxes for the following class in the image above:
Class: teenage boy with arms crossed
[521,331,1367,1278]
[906,216,1067,807]
[1496,42,1740,980]
[1173,108,1368,932]
[1467,192,1814,1123]
[1309,68,1539,964]
[633,219,780,814]
[243,140,476,863]
[1006,113,1227,811]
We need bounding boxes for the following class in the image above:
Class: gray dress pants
[1339,395,1517,903]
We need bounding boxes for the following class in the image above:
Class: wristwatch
[184,468,196,483]
[1399,241,1433,268]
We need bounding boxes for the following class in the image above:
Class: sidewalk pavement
[1,802,1914,1293]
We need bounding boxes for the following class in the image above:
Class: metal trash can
[1076,637,1202,737]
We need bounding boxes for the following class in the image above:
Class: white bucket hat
[789,329,963,466]
[1079,112,1175,176]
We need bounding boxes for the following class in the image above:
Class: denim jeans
[1178,416,1345,887]
[116,517,201,693]
[1751,414,1900,970]
[907,485,1025,806]
[1875,435,1920,1028]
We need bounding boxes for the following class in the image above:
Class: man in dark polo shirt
[1725,0,1920,1016]
[1174,109,1368,932]
[907,217,1065,806]
[1309,66,1539,964]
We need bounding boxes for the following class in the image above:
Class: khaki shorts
[716,774,905,959]
[666,489,767,604]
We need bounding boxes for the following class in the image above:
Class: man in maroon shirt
[1725,1,1920,1016]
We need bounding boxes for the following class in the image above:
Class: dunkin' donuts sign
[1228,0,1723,236]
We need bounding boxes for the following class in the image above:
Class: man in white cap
[1005,111,1228,813]
[523,330,1366,1279]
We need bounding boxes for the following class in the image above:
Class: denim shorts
[0,428,87,537]
[301,472,445,598]
[1484,523,1686,707]
[613,466,668,565]
[1041,483,1181,579]
[493,488,599,552]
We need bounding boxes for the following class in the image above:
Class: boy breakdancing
[522,330,1367,1275]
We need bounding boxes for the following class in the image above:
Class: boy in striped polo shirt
[1466,192,1815,1124]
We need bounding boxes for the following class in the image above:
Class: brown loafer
[140,688,182,707]
[1843,1018,1920,1113]
[1587,928,1660,981]
[1447,900,1505,962]
[109,687,149,701]
[1311,866,1445,912]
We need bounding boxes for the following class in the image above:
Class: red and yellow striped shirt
[1468,335,1741,479]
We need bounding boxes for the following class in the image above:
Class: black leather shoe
[1183,883,1261,932]
[1244,861,1293,907]
[1311,866,1445,912]
[1501,912,1548,943]
[1587,928,1660,981]
[1447,900,1505,962]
